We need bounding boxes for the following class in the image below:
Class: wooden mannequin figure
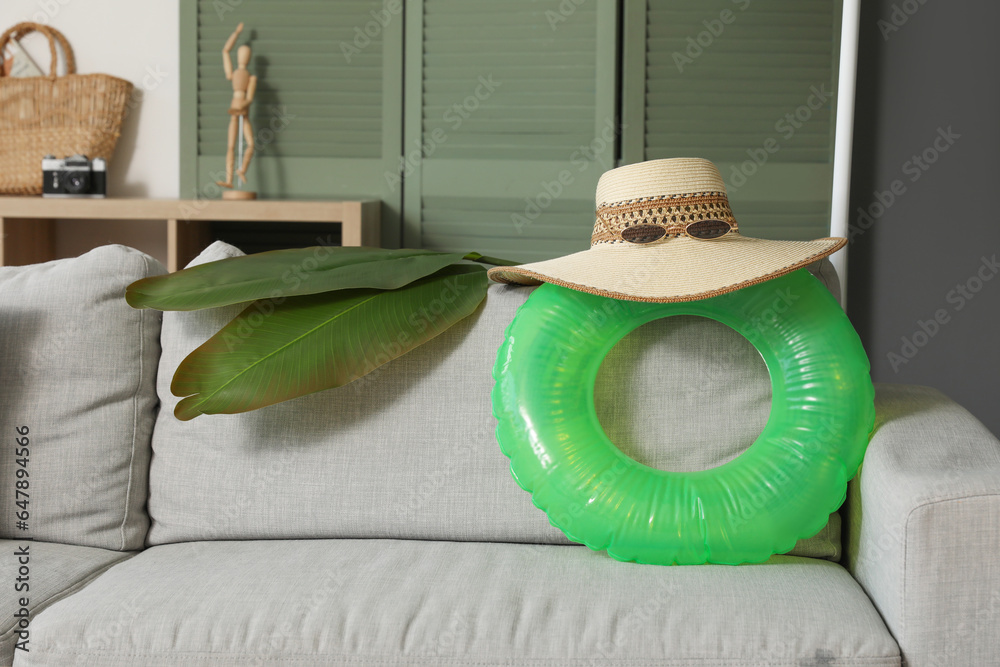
[217,22,257,199]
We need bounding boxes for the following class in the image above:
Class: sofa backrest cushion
[146,242,841,558]
[0,245,164,551]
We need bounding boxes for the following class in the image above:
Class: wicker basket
[0,22,133,195]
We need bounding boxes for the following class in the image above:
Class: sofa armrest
[844,383,1000,667]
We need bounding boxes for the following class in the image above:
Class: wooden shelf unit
[0,197,381,271]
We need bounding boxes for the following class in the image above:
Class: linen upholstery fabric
[0,539,132,665]
[20,539,900,666]
[0,245,164,550]
[147,242,841,556]
[845,384,1000,667]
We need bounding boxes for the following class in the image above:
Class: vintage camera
[41,154,107,198]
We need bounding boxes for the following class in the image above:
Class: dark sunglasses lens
[686,219,731,239]
[621,224,667,244]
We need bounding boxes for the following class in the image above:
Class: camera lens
[65,172,89,194]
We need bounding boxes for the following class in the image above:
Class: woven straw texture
[0,23,132,194]
[596,157,727,204]
[489,158,846,303]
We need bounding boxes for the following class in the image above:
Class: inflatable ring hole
[594,315,771,473]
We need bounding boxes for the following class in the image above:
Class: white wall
[1,0,180,264]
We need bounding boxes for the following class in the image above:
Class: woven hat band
[590,192,738,247]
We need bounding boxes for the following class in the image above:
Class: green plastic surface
[492,270,875,565]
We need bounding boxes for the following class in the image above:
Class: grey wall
[848,0,1000,436]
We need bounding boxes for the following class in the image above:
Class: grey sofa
[0,243,997,667]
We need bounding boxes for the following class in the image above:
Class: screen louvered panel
[421,0,599,161]
[409,0,615,260]
[421,195,591,261]
[196,0,383,160]
[644,0,837,165]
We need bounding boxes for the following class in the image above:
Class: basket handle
[0,22,76,78]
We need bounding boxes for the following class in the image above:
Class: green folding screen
[621,0,841,241]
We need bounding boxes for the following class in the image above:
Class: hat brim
[487,235,846,303]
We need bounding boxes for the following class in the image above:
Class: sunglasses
[616,218,735,244]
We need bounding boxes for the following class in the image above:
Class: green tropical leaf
[126,246,473,311]
[463,252,521,267]
[170,264,488,420]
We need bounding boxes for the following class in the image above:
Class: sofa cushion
[0,245,164,551]
[20,540,899,666]
[0,539,132,664]
[146,242,841,558]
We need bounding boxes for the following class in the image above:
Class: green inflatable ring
[492,269,875,565]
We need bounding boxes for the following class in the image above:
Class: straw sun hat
[488,158,846,303]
